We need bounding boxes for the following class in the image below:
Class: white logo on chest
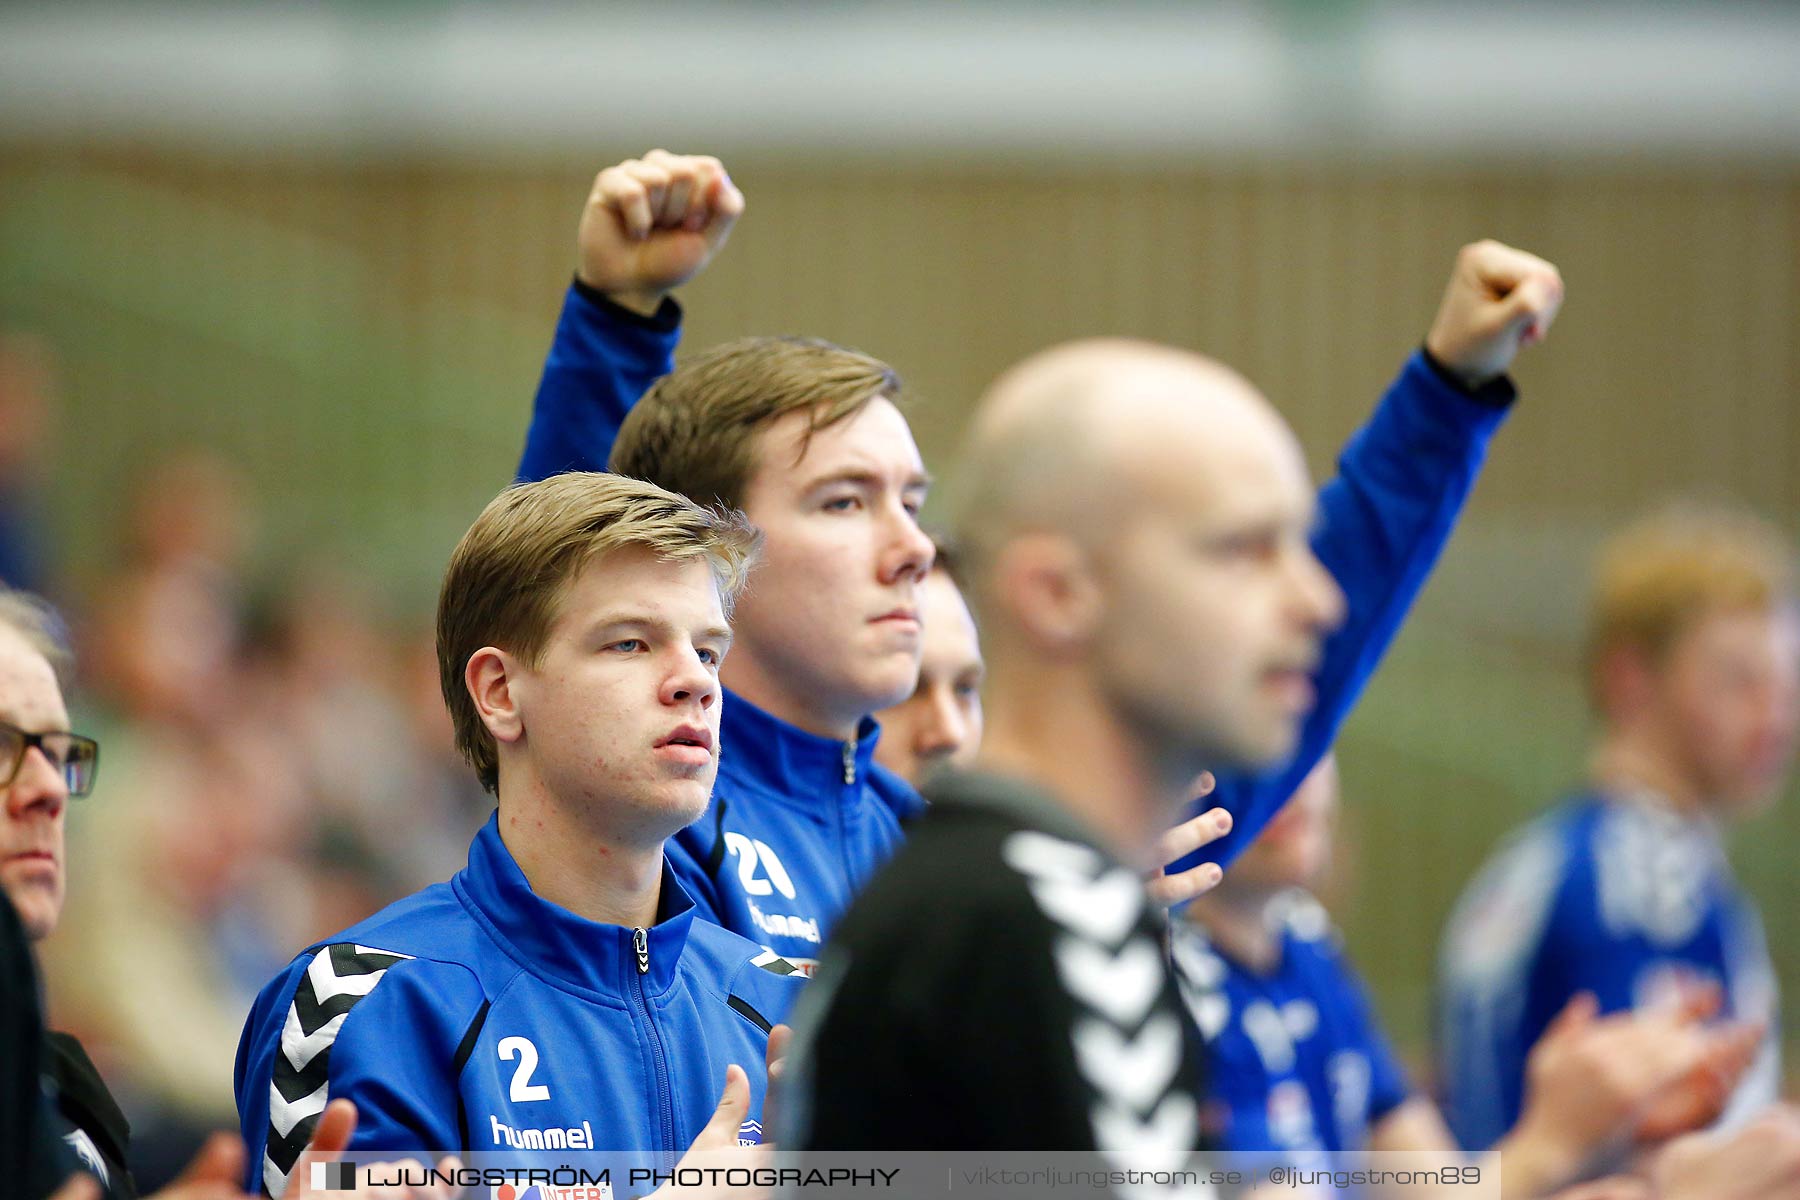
[724,833,798,899]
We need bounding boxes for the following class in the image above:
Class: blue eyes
[822,495,926,517]
[605,639,721,666]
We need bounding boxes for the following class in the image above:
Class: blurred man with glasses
[0,587,125,1194]
[4,588,439,1200]
[0,594,99,944]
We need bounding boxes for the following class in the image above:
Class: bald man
[776,249,1563,1179]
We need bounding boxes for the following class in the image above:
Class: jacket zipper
[630,927,677,1153]
[840,742,861,888]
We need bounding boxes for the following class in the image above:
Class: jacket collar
[453,812,695,997]
[720,687,882,809]
[1590,785,1725,845]
[923,768,1122,864]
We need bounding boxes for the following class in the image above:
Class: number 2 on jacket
[498,1036,552,1101]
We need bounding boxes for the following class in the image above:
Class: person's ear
[993,533,1103,657]
[1595,642,1658,722]
[466,647,525,745]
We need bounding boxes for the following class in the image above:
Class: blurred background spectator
[34,452,486,1186]
[0,330,59,593]
[2,0,1797,1189]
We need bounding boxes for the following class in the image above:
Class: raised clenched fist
[1424,239,1564,388]
[576,150,745,316]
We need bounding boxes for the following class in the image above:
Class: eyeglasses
[0,720,100,798]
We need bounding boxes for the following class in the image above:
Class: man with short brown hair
[611,335,902,515]
[432,472,761,793]
[235,473,801,1196]
[1439,500,1797,1153]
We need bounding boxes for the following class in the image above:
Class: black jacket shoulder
[787,771,1204,1161]
[2,891,44,1187]
[43,1031,135,1197]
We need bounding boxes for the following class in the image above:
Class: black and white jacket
[779,770,1213,1195]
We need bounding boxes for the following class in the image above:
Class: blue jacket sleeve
[515,282,682,483]
[236,956,309,1193]
[320,964,474,1153]
[1183,351,1513,871]
[236,951,482,1196]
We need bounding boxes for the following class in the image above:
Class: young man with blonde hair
[518,150,1561,969]
[1438,500,1797,1151]
[234,474,804,1197]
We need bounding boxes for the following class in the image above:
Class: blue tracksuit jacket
[1436,791,1780,1151]
[234,814,804,1197]
[1172,893,1412,1167]
[665,697,919,972]
[517,282,1512,954]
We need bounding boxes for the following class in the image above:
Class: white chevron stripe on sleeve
[307,947,404,1004]
[263,1151,290,1199]
[1001,830,1105,883]
[268,1078,330,1139]
[1055,937,1164,1028]
[1072,1012,1184,1111]
[1091,1092,1198,1176]
[354,944,413,958]
[279,1007,348,1074]
[1028,869,1143,946]
[262,944,414,1196]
